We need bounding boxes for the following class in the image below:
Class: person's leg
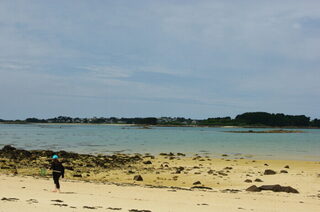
[53,173,61,192]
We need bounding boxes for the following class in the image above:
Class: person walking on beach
[50,154,65,192]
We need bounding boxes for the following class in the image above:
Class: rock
[224,167,233,170]
[246,184,299,193]
[133,175,143,181]
[2,145,16,152]
[246,185,261,192]
[218,171,228,176]
[222,154,228,157]
[254,178,263,182]
[207,170,215,174]
[193,181,201,185]
[244,179,252,183]
[259,185,299,193]
[143,161,152,165]
[177,153,186,156]
[1,197,19,201]
[73,174,82,178]
[264,169,276,175]
[83,206,97,209]
[191,186,212,190]
[129,209,152,212]
[280,170,288,174]
[284,165,290,169]
[264,163,269,166]
[51,199,64,203]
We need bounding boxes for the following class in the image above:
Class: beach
[1,146,320,211]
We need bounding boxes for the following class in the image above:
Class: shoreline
[1,122,320,129]
[1,146,320,189]
[1,146,320,211]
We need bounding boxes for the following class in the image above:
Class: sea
[0,124,320,161]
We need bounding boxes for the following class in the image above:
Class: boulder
[246,184,299,193]
[264,169,276,175]
[133,175,143,181]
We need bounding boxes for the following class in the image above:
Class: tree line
[0,112,319,127]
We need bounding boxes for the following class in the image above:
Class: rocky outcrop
[246,184,299,193]
[0,145,142,171]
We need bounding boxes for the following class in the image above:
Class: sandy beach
[1,146,320,211]
[0,173,319,212]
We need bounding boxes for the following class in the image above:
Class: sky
[0,0,319,120]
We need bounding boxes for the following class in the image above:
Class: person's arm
[61,163,65,178]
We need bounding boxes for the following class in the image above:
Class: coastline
[1,146,320,211]
[1,122,320,129]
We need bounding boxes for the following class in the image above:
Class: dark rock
[264,163,269,166]
[207,170,215,174]
[73,174,82,178]
[193,181,201,185]
[244,179,252,183]
[284,165,290,169]
[246,184,299,193]
[264,169,276,175]
[260,184,299,193]
[83,206,97,209]
[224,167,233,170]
[191,186,212,190]
[280,170,288,174]
[129,209,152,212]
[2,145,16,152]
[143,161,152,165]
[177,153,186,157]
[1,197,19,201]
[218,171,228,176]
[133,175,143,181]
[222,154,228,157]
[52,203,68,207]
[254,178,263,182]
[51,199,64,203]
[246,185,261,192]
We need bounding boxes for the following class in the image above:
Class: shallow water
[0,124,319,161]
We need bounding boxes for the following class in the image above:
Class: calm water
[0,124,320,161]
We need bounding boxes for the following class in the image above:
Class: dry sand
[1,157,320,212]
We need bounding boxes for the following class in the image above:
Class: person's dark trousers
[53,172,61,189]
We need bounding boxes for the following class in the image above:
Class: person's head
[52,154,59,161]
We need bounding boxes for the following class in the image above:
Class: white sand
[1,174,319,212]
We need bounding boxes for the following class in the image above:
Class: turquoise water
[0,124,320,161]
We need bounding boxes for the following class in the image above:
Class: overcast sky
[0,0,319,119]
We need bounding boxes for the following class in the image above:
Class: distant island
[1,112,319,128]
